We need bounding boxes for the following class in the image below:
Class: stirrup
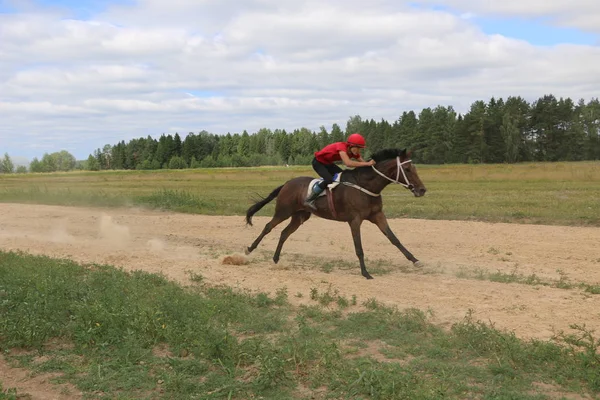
[303,194,318,210]
[304,189,321,210]
[304,199,317,210]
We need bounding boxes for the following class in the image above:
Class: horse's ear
[407,149,413,158]
[400,148,407,157]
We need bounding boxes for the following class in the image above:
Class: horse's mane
[369,148,407,163]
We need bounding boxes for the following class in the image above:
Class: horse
[244,148,427,279]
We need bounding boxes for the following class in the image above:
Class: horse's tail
[246,184,284,226]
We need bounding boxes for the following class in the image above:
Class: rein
[371,157,414,190]
[341,182,380,197]
[341,156,414,197]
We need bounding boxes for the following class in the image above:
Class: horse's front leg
[348,218,373,279]
[368,211,422,267]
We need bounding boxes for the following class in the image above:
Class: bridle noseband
[371,157,414,191]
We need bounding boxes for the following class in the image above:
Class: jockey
[304,133,375,210]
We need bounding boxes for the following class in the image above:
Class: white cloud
[412,0,600,32]
[0,0,599,159]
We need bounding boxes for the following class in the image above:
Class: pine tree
[582,98,600,160]
[330,123,344,143]
[317,126,330,149]
[463,101,487,163]
[485,97,506,163]
[238,130,251,155]
[174,133,183,157]
[501,112,520,163]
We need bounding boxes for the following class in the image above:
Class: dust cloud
[99,214,131,248]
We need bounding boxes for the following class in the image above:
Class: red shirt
[314,142,360,164]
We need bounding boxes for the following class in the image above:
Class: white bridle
[371,157,414,190]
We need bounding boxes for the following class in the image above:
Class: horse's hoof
[413,260,423,268]
[245,247,251,255]
[363,273,374,280]
[273,257,279,264]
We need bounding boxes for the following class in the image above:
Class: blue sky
[476,16,597,46]
[408,2,598,46]
[1,0,599,162]
[0,0,125,18]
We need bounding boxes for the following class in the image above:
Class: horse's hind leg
[273,211,311,263]
[246,210,291,255]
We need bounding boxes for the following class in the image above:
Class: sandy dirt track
[2,202,600,342]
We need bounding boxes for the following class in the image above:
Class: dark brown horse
[245,148,427,279]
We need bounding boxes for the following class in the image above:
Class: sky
[1,0,599,162]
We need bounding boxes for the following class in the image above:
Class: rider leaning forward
[304,133,375,209]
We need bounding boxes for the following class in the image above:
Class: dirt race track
[2,202,600,343]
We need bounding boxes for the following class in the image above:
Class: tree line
[0,151,79,174]
[88,94,599,170]
[29,151,79,172]
[1,94,598,174]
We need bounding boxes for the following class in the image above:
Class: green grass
[0,383,18,400]
[456,266,600,294]
[2,250,600,399]
[1,161,600,226]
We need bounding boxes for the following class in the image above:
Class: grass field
[1,161,599,226]
[2,250,600,399]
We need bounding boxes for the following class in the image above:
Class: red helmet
[347,133,366,148]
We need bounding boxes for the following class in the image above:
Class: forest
[89,94,599,170]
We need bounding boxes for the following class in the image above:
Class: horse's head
[370,148,427,197]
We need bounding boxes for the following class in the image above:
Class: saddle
[306,172,343,198]
[306,172,379,217]
[306,173,342,217]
